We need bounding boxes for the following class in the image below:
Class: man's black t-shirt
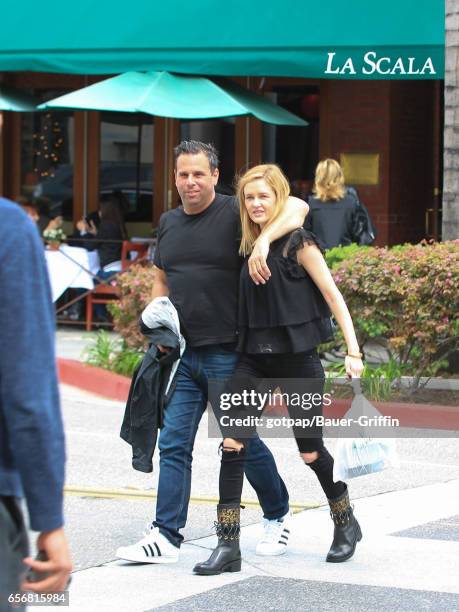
[154,193,242,347]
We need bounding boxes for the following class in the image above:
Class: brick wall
[325,80,391,244]
[389,82,436,244]
[325,80,438,245]
[443,0,459,239]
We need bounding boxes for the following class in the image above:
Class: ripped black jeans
[218,350,346,505]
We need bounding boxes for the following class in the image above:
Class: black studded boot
[193,503,241,575]
[326,486,362,562]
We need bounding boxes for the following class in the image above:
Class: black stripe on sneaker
[278,540,287,545]
[279,535,289,542]
[148,544,155,556]
[142,545,149,557]
[283,528,290,534]
[154,543,162,557]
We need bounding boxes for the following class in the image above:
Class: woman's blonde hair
[237,164,290,256]
[312,158,346,202]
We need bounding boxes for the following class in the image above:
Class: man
[0,197,72,611]
[116,141,308,564]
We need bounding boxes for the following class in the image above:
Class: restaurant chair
[120,240,150,270]
[85,241,150,331]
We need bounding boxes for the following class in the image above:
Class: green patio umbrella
[0,87,39,111]
[39,71,307,126]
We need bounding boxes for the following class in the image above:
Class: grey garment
[0,497,29,612]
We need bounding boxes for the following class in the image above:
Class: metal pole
[245,77,251,168]
[82,75,89,216]
[164,118,169,211]
[136,116,142,211]
[83,110,88,216]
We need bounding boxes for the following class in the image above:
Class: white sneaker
[255,512,291,556]
[116,526,180,564]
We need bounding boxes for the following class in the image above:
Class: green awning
[39,72,308,125]
[0,0,445,79]
[0,87,39,111]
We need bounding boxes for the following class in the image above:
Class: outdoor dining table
[45,244,100,302]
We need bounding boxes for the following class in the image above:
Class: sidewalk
[55,329,390,365]
[55,328,111,361]
[55,330,459,611]
[67,479,459,611]
[56,375,459,612]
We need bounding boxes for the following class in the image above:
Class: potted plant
[43,227,67,250]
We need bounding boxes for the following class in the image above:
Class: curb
[57,359,459,430]
[323,399,459,430]
[57,358,131,402]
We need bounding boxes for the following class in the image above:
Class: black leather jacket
[120,325,181,473]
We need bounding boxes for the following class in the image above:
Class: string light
[33,113,64,178]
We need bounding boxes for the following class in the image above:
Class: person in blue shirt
[0,197,72,607]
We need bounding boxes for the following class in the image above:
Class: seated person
[72,198,128,322]
[16,196,63,238]
[76,198,128,279]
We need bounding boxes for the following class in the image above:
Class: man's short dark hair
[174,140,219,172]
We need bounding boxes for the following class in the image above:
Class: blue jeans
[153,344,289,547]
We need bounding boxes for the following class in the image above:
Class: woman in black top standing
[306,158,362,249]
[194,164,364,576]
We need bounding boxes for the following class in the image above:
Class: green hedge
[332,241,459,382]
[109,242,459,384]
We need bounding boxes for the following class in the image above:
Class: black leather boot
[326,486,362,562]
[193,504,241,575]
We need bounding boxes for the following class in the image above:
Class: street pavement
[40,382,459,612]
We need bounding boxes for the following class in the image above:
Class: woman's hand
[248,235,271,285]
[76,218,87,232]
[87,219,98,235]
[344,355,364,379]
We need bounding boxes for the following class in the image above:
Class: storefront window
[262,86,319,200]
[100,112,154,222]
[21,91,74,221]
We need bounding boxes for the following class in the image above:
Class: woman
[73,198,127,321]
[307,158,372,249]
[78,197,128,278]
[194,164,364,576]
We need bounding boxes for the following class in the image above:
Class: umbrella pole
[163,118,169,211]
[83,110,88,217]
[245,78,251,167]
[136,116,142,213]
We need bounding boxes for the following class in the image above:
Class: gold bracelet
[347,352,363,359]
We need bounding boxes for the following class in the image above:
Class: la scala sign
[325,51,436,76]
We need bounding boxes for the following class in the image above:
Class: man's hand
[157,344,172,353]
[22,528,72,593]
[248,235,271,285]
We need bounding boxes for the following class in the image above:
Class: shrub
[83,330,143,377]
[108,262,155,350]
[324,243,368,270]
[333,240,459,385]
[109,242,459,387]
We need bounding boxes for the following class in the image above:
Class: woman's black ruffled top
[237,228,334,354]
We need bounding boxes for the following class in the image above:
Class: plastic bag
[332,378,400,480]
[333,437,399,481]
